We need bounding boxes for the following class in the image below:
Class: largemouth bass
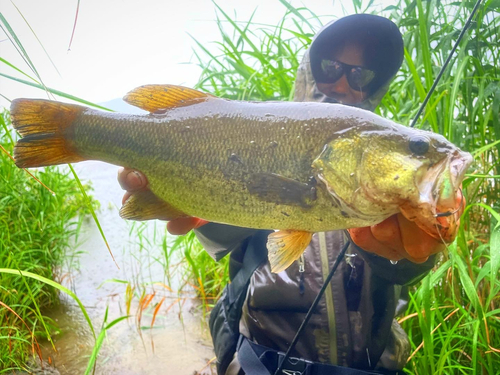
[11,85,472,272]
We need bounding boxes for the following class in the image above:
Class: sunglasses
[318,59,375,91]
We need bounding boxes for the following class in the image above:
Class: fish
[10,84,472,272]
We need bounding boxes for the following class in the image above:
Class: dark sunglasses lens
[320,59,344,83]
[347,67,375,91]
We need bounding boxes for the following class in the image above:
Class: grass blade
[0,57,39,83]
[0,72,111,110]
[9,1,61,77]
[68,164,118,269]
[0,268,95,339]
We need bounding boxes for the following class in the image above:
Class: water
[39,161,215,374]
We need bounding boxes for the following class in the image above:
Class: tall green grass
[0,111,97,371]
[382,2,500,373]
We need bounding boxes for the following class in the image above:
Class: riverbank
[38,160,215,374]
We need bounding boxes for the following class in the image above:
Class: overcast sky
[0,0,396,109]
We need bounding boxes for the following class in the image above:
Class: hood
[293,14,404,110]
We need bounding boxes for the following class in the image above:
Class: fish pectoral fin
[119,190,189,221]
[247,173,317,208]
[267,230,313,273]
[123,84,216,113]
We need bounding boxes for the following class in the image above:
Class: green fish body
[11,85,472,271]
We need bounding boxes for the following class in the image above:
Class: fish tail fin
[11,99,86,168]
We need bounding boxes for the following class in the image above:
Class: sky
[0,0,397,109]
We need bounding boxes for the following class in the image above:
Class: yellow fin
[267,230,313,273]
[123,84,215,113]
[11,99,85,168]
[119,190,189,221]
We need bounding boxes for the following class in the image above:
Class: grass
[381,3,500,372]
[175,231,229,316]
[0,111,97,371]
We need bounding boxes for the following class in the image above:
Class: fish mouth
[400,150,472,243]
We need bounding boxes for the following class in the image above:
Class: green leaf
[84,312,131,375]
[0,57,39,83]
[472,139,500,157]
[0,268,95,338]
[278,0,315,31]
[474,261,490,288]
[450,247,484,319]
[0,12,42,82]
[0,72,111,111]
[9,1,62,77]
[491,217,500,288]
[68,164,118,269]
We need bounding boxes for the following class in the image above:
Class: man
[119,14,458,374]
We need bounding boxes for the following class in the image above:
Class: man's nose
[331,74,350,94]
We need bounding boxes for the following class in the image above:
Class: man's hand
[348,190,464,263]
[117,167,208,235]
[348,214,445,263]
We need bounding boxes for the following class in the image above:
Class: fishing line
[434,188,465,218]
[274,3,484,374]
[273,233,350,375]
[410,0,483,128]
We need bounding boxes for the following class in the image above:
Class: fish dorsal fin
[267,230,313,273]
[123,84,216,113]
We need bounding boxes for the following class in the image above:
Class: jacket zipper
[319,232,338,365]
[298,254,305,295]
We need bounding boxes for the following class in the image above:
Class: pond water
[39,160,216,374]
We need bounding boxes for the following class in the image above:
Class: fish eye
[409,136,430,155]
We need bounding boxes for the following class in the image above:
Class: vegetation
[189,0,500,373]
[0,112,95,371]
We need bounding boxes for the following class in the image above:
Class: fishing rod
[273,233,350,375]
[274,1,483,374]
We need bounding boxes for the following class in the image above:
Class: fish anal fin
[123,84,216,113]
[267,230,313,273]
[247,173,317,208]
[119,190,189,221]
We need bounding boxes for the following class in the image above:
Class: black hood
[293,14,404,111]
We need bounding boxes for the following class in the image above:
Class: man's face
[316,43,368,105]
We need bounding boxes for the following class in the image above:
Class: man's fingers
[122,191,132,205]
[369,215,405,253]
[118,167,148,192]
[397,214,445,263]
[167,217,208,235]
[117,167,211,235]
[349,227,403,261]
